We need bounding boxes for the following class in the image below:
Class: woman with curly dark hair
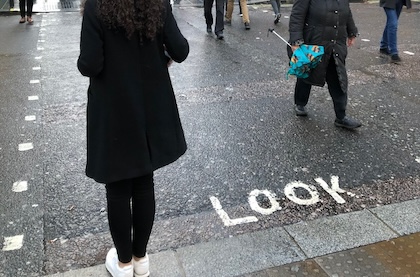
[77,0,189,276]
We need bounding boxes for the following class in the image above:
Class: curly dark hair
[82,0,166,40]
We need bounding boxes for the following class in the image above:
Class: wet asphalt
[0,2,419,276]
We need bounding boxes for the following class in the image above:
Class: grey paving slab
[149,250,185,277]
[176,228,304,277]
[177,234,270,277]
[369,198,420,235]
[247,227,306,266]
[283,210,398,258]
[46,264,107,277]
[265,260,329,277]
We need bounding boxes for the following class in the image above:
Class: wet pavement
[0,1,419,276]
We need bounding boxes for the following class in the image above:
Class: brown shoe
[27,17,34,24]
[19,17,26,23]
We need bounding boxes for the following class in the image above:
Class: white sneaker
[133,253,150,277]
[105,248,133,277]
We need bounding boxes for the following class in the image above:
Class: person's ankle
[133,255,146,262]
[118,261,132,268]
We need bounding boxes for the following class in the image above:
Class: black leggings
[106,174,155,263]
[19,0,33,17]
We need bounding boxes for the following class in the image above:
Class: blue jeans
[380,0,403,55]
[270,0,281,15]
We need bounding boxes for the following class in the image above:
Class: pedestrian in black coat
[77,0,189,276]
[289,0,362,129]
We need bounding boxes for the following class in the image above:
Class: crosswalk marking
[18,143,33,151]
[2,235,24,251]
[12,181,28,192]
[28,96,39,101]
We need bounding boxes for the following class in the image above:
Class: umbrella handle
[267,28,293,48]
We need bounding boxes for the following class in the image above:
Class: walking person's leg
[270,0,281,24]
[325,59,347,120]
[270,0,280,14]
[204,0,214,32]
[19,0,26,23]
[9,0,14,9]
[214,0,225,37]
[225,0,234,22]
[294,78,311,116]
[27,0,34,23]
[325,57,360,128]
[239,0,250,29]
[383,8,399,56]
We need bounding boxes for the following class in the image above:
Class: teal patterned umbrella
[268,29,324,79]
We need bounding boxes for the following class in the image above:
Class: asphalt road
[0,2,419,276]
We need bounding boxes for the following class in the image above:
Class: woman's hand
[291,45,299,52]
[347,36,356,47]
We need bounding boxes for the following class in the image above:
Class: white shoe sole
[134,271,150,277]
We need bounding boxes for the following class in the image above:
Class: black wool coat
[289,0,358,93]
[380,0,411,9]
[77,0,189,184]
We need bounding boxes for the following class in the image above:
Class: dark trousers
[106,174,155,263]
[204,0,225,34]
[9,0,14,8]
[294,56,347,119]
[19,0,33,17]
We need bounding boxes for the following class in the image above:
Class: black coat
[77,0,189,184]
[380,0,411,9]
[289,0,358,93]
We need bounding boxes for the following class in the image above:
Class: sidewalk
[46,199,420,277]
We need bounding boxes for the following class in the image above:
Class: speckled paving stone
[315,233,420,277]
[237,270,271,277]
[265,260,329,277]
[373,233,420,275]
[370,199,420,235]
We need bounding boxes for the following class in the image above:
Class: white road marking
[30,80,40,84]
[403,51,415,56]
[12,181,28,192]
[35,56,42,60]
[18,143,33,151]
[314,176,353,204]
[25,115,36,121]
[37,47,44,51]
[2,235,24,251]
[284,181,320,205]
[416,157,420,163]
[361,39,370,42]
[249,189,281,215]
[32,67,41,70]
[28,96,39,101]
[210,196,258,226]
